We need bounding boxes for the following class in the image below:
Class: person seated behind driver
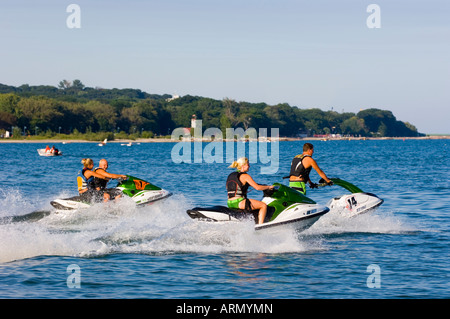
[93,159,127,202]
[77,158,109,203]
[226,157,274,225]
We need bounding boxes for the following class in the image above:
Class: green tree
[72,79,85,90]
[0,111,17,129]
[58,80,71,90]
[85,100,117,131]
[0,83,423,138]
[340,116,367,136]
[220,114,232,133]
[0,93,21,118]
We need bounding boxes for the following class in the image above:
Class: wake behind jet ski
[50,175,171,211]
[325,178,383,217]
[187,183,329,232]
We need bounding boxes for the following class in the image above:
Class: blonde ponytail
[229,161,239,169]
[81,158,93,168]
[229,157,248,171]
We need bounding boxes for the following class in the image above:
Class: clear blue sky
[1,0,449,134]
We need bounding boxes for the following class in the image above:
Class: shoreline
[0,135,449,144]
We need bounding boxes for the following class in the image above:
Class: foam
[0,192,329,263]
[2,189,412,263]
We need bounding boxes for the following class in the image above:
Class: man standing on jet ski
[93,159,127,202]
[227,157,274,225]
[289,143,333,194]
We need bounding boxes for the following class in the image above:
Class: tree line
[0,80,423,139]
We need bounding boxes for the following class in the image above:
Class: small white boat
[37,149,62,156]
[98,138,107,146]
[121,142,133,146]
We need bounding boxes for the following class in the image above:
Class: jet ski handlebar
[317,178,334,187]
[115,176,130,184]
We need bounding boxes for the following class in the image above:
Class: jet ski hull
[50,190,171,210]
[132,189,172,206]
[255,204,329,231]
[187,203,329,232]
[187,206,253,222]
[327,192,383,217]
[50,196,91,210]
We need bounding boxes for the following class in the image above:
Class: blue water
[0,139,449,299]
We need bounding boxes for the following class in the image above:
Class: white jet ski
[326,178,383,217]
[187,183,329,232]
[50,175,172,210]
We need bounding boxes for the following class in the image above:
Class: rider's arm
[240,174,274,191]
[85,170,108,179]
[306,158,331,183]
[95,169,126,179]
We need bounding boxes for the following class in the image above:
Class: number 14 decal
[347,196,358,209]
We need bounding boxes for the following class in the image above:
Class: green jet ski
[50,175,172,210]
[187,183,330,232]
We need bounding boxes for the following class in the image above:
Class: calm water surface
[0,139,449,299]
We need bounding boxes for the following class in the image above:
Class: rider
[226,157,274,225]
[77,158,109,203]
[93,159,127,202]
[288,143,333,194]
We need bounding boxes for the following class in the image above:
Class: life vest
[226,171,249,199]
[93,167,108,189]
[77,167,95,192]
[289,154,312,181]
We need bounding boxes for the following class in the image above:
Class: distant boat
[98,138,107,146]
[37,149,62,156]
[121,142,133,146]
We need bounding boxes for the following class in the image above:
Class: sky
[1,0,449,134]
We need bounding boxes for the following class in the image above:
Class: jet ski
[50,175,172,210]
[326,178,383,217]
[187,183,329,232]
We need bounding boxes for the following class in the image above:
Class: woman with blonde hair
[226,157,274,225]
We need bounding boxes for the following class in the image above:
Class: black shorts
[103,188,123,200]
[79,189,104,203]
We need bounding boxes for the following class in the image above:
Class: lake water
[0,139,449,300]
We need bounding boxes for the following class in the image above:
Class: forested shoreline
[0,80,423,140]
